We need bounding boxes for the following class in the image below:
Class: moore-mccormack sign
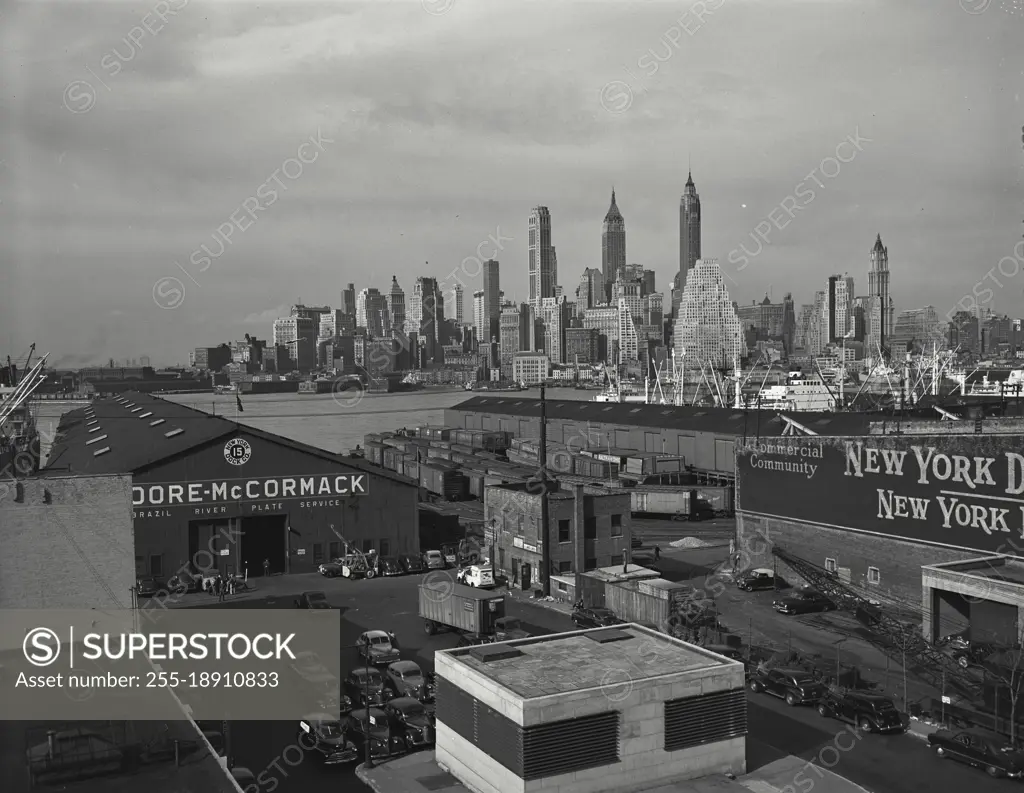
[736,435,1024,556]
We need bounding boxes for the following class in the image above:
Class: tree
[984,646,1024,746]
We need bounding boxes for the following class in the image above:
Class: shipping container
[365,441,385,467]
[624,455,685,477]
[573,456,619,479]
[383,447,399,471]
[404,460,419,482]
[464,468,486,500]
[426,447,453,462]
[629,485,733,515]
[419,581,507,635]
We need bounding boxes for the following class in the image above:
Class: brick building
[484,481,632,591]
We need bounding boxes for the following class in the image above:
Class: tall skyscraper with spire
[601,189,626,301]
[866,233,894,357]
[386,276,406,336]
[529,207,556,312]
[676,171,702,315]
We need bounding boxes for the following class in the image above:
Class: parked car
[297,715,359,764]
[319,559,345,577]
[816,690,905,733]
[295,591,332,610]
[737,569,780,591]
[929,729,1024,778]
[344,708,407,760]
[384,698,435,750]
[936,634,997,669]
[377,557,404,577]
[385,660,430,700]
[773,589,836,615]
[344,668,391,707]
[422,550,445,570]
[357,630,401,666]
[572,606,623,630]
[398,555,424,574]
[748,668,827,706]
[456,564,495,589]
[135,578,160,597]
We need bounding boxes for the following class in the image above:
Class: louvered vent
[664,688,746,752]
[522,711,619,780]
[434,676,523,775]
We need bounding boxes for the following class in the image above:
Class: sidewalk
[356,752,872,793]
[161,571,326,608]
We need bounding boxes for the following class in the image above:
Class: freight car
[419,462,469,501]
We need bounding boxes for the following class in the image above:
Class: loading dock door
[644,432,660,453]
[971,599,1019,646]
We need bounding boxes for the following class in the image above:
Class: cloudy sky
[1,0,1022,367]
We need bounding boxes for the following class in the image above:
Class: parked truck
[629,487,729,518]
[418,581,528,640]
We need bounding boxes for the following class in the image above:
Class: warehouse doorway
[241,515,287,576]
[188,519,233,577]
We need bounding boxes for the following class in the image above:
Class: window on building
[362,539,374,553]
[585,557,597,570]
[867,567,880,585]
[312,544,323,565]
[379,539,391,557]
[610,554,624,566]
[584,517,597,539]
[824,558,837,573]
[499,548,505,570]
[558,561,571,574]
[557,581,567,592]
[149,555,163,577]
[135,555,145,576]
[558,520,571,543]
[610,515,622,537]
[328,541,340,559]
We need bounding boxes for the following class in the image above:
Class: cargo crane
[770,544,984,700]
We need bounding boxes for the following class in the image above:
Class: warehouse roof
[449,396,874,436]
[44,392,417,486]
[443,623,734,699]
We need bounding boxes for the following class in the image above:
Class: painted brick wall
[0,474,135,609]
[737,512,982,609]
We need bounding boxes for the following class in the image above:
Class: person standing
[654,545,661,561]
[263,558,270,577]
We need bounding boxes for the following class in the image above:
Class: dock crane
[770,544,983,700]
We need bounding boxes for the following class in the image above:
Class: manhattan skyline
[1,0,1021,366]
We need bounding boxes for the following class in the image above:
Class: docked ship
[1,347,49,477]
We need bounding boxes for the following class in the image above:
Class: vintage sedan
[748,668,827,706]
[377,557,404,577]
[384,697,435,749]
[773,589,836,615]
[297,715,359,765]
[571,606,623,630]
[422,550,446,570]
[358,631,401,666]
[319,559,345,578]
[816,690,905,733]
[344,668,391,708]
[295,591,332,610]
[345,708,407,760]
[135,578,161,598]
[737,569,780,591]
[929,729,1024,778]
[385,660,430,700]
[398,555,424,574]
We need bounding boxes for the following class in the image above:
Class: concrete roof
[445,623,733,699]
[449,396,874,437]
[43,391,416,487]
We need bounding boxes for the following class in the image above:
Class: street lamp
[834,638,846,684]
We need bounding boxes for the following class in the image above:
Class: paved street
[181,573,1008,793]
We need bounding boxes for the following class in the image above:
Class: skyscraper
[826,274,855,342]
[499,302,534,377]
[866,234,894,357]
[482,259,500,344]
[676,171,702,314]
[356,288,385,337]
[273,315,316,371]
[673,258,742,369]
[529,207,556,311]
[341,284,356,317]
[601,190,625,299]
[386,276,406,336]
[539,296,569,364]
[473,291,485,334]
[408,277,444,365]
[445,283,464,325]
[618,297,640,363]
[576,268,604,318]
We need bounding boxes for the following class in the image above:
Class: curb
[355,764,385,793]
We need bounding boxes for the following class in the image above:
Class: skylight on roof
[165,428,184,438]
[693,411,707,416]
[88,425,102,433]
[150,419,166,426]
[630,408,642,413]
[93,447,111,456]
[86,434,108,445]
[139,412,152,418]
[87,419,98,426]
[131,407,142,413]
[814,419,831,426]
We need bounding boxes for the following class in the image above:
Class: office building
[500,303,534,378]
[482,259,501,344]
[473,291,485,335]
[676,171,702,314]
[618,297,640,363]
[529,206,557,311]
[445,282,464,326]
[565,327,599,364]
[356,288,385,337]
[341,284,356,317]
[890,306,939,354]
[272,315,316,371]
[866,234,895,357]
[601,190,626,299]
[540,296,570,364]
[512,352,549,385]
[386,276,406,336]
[673,259,742,369]
[576,268,604,318]
[584,306,620,365]
[825,274,855,342]
[407,277,445,365]
[317,309,346,343]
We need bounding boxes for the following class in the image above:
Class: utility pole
[539,384,551,596]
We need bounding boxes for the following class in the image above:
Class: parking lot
[177,570,1009,793]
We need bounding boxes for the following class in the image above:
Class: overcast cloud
[1,0,1021,366]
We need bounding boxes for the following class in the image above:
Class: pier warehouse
[44,392,419,579]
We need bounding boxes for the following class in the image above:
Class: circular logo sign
[224,438,252,466]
